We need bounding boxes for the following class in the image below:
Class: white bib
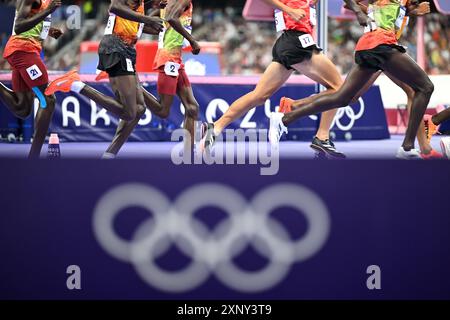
[309,6,317,27]
[274,9,286,32]
[158,27,166,49]
[364,10,378,33]
[298,34,315,48]
[104,14,116,35]
[164,62,180,77]
[395,6,408,29]
[40,15,52,40]
[137,23,144,39]
[125,58,134,72]
[182,25,192,48]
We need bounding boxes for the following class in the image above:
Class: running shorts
[355,44,406,71]
[97,35,137,77]
[157,66,191,96]
[6,51,49,92]
[272,30,322,70]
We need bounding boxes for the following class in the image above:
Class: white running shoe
[395,147,422,160]
[440,137,450,159]
[269,112,288,146]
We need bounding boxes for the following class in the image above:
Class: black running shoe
[200,122,216,152]
[310,136,346,159]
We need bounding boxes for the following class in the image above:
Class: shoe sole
[310,144,346,159]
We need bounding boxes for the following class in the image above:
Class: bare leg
[384,71,432,154]
[103,75,145,156]
[291,52,344,140]
[432,107,450,126]
[79,82,137,121]
[380,51,434,151]
[213,62,293,134]
[29,85,56,158]
[282,65,377,126]
[0,82,34,119]
[177,85,199,152]
[142,87,166,117]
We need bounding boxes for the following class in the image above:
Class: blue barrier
[0,81,390,142]
[0,159,449,299]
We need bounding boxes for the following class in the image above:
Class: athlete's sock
[71,81,86,94]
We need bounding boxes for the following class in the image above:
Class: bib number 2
[164,62,180,77]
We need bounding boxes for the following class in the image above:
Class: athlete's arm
[261,0,305,22]
[344,0,368,14]
[343,0,372,26]
[165,0,200,55]
[142,25,160,35]
[407,1,430,16]
[109,0,163,31]
[14,0,61,35]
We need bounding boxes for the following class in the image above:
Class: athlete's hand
[48,0,62,13]
[287,8,306,22]
[144,16,164,33]
[415,2,431,16]
[159,0,168,9]
[49,27,63,39]
[190,40,201,55]
[356,11,372,27]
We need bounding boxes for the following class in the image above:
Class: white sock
[102,152,116,159]
[71,81,86,93]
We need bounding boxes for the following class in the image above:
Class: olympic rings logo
[332,97,365,131]
[92,183,331,293]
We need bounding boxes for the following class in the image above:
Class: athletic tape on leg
[32,87,47,109]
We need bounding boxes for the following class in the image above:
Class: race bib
[164,62,180,77]
[137,23,144,39]
[309,6,317,26]
[40,15,52,40]
[125,58,134,72]
[158,27,166,49]
[104,14,116,35]
[395,6,408,29]
[26,64,43,80]
[364,21,378,33]
[298,34,315,48]
[274,9,286,32]
[182,25,193,48]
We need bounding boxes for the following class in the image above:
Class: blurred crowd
[0,2,449,75]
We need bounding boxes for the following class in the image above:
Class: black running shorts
[272,30,322,70]
[97,35,137,77]
[354,44,406,71]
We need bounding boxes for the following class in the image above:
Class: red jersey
[279,0,314,35]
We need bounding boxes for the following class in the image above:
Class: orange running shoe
[95,70,109,81]
[420,149,444,160]
[45,70,81,95]
[423,114,438,144]
[279,97,294,113]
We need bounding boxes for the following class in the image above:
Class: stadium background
[0,0,449,146]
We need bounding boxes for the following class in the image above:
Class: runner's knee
[418,80,434,96]
[185,102,199,119]
[15,107,32,120]
[137,104,146,117]
[159,106,171,119]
